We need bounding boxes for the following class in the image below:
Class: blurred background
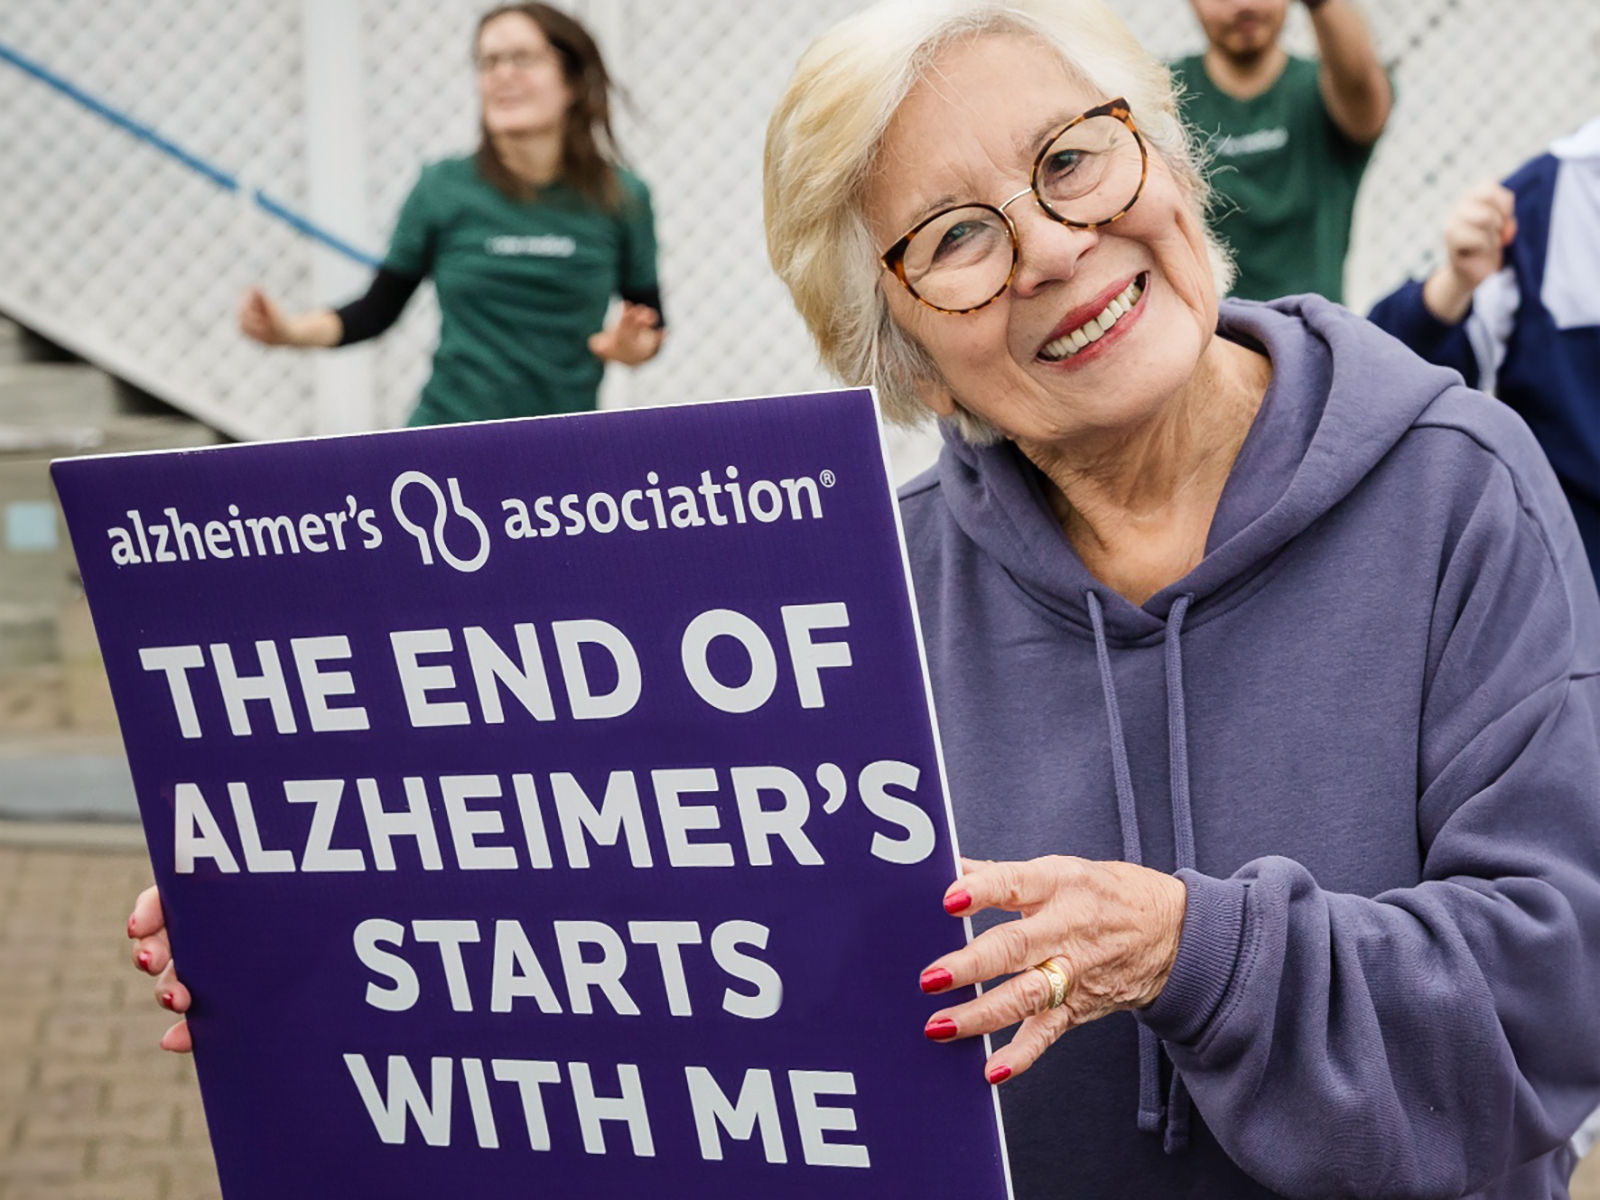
[1,0,1598,1196]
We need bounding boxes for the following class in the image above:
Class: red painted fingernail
[919,967,952,994]
[127,915,137,938]
[159,992,174,1010]
[924,1017,958,1041]
[987,1064,1012,1085]
[137,951,151,971]
[943,890,971,915]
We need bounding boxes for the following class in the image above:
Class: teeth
[1040,277,1144,361]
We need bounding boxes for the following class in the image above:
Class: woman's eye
[933,222,979,259]
[1044,149,1084,178]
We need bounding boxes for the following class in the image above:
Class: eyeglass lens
[476,50,553,73]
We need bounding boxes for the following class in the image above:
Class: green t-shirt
[384,156,659,426]
[1171,55,1373,304]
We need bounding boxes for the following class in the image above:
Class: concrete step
[0,606,60,671]
[1,412,223,615]
[0,362,119,425]
[0,321,22,367]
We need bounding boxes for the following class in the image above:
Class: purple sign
[52,390,1012,1198]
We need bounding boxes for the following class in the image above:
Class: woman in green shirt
[238,3,663,426]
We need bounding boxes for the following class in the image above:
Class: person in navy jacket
[1369,116,1600,588]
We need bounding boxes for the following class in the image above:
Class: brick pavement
[4,828,1600,1200]
[0,835,220,1200]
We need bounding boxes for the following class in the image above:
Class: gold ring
[1031,958,1070,1010]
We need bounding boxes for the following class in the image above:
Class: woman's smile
[1036,272,1148,366]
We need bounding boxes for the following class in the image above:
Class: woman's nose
[1008,204,1098,298]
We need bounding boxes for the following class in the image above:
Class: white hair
[764,0,1233,442]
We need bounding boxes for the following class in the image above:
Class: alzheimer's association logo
[389,471,491,573]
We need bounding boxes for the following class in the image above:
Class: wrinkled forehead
[864,31,1103,241]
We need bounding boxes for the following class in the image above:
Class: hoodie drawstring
[1161,594,1195,1154]
[1085,590,1198,1154]
[1085,593,1163,1134]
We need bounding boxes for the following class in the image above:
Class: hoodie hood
[927,293,1470,1157]
[934,295,1465,642]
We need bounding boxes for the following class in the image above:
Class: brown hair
[474,3,624,210]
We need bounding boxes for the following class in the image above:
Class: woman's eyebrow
[903,191,964,230]
[893,109,1078,234]
[1015,112,1073,159]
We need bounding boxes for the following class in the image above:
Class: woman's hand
[238,286,293,346]
[237,287,342,348]
[919,856,1186,1084]
[127,885,193,1053]
[588,302,664,366]
[1422,182,1516,324]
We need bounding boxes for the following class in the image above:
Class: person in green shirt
[238,3,663,426]
[1170,0,1391,303]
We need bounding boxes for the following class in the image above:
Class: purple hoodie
[900,296,1600,1198]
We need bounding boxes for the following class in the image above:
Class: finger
[984,1006,1078,1083]
[154,962,191,1014]
[1464,180,1508,210]
[924,958,1069,1040]
[1465,201,1506,237]
[159,1019,193,1054]
[132,929,171,975]
[952,856,1073,916]
[1501,214,1518,247]
[939,912,1061,988]
[128,886,165,939]
[1451,202,1502,246]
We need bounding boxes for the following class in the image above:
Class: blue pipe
[0,39,381,269]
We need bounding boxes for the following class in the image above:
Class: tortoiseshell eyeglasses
[880,98,1149,314]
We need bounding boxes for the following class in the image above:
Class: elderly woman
[763,0,1600,1196]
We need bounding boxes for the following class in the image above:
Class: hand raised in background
[1423,181,1517,324]
[588,301,664,367]
[237,287,341,348]
[237,286,292,346]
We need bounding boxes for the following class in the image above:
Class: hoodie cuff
[1373,279,1472,361]
[1137,870,1248,1046]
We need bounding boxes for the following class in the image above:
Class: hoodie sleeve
[1367,279,1482,388]
[1138,422,1600,1198]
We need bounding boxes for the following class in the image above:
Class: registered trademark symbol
[820,470,837,488]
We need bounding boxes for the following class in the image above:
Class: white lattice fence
[0,0,316,437]
[1,0,1597,459]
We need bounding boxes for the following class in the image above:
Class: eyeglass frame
[878,97,1149,315]
[474,47,559,75]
